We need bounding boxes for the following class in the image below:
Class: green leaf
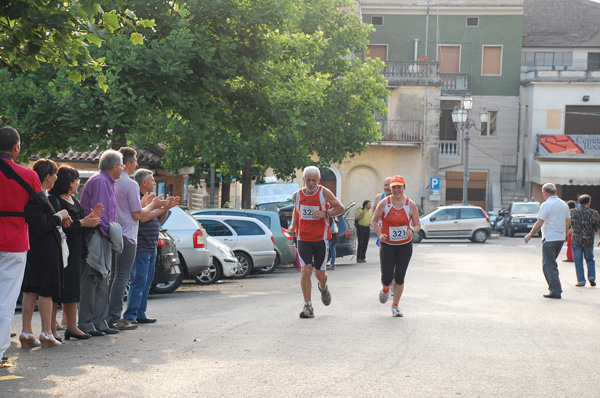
[87,34,103,47]
[130,32,144,46]
[68,71,82,84]
[103,14,120,33]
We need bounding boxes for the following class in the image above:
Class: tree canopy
[0,0,388,208]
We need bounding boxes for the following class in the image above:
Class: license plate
[527,224,534,228]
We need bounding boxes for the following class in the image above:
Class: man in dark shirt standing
[123,169,179,324]
[570,194,600,287]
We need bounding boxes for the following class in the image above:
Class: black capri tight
[379,241,413,286]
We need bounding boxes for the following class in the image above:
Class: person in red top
[0,127,43,366]
[287,166,344,318]
[371,175,421,317]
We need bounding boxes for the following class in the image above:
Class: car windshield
[512,203,540,215]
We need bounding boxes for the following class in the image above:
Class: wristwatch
[324,210,330,219]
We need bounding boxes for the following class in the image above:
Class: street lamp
[451,96,488,205]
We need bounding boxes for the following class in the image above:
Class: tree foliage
[0,0,388,208]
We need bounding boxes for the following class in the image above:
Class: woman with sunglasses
[20,159,71,348]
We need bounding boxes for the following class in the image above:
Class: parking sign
[430,177,440,190]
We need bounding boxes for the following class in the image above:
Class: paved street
[3,236,600,397]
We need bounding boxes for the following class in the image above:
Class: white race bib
[389,225,408,241]
[300,205,320,220]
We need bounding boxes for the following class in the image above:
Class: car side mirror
[430,216,437,222]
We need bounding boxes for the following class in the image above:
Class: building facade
[328,0,524,214]
[520,0,600,211]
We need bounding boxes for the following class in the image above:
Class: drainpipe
[414,38,419,61]
[424,0,430,57]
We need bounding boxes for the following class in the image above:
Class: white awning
[531,160,600,186]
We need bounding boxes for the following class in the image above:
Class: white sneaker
[391,305,403,317]
[379,289,389,304]
[299,303,314,318]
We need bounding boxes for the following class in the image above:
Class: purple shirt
[80,170,117,237]
[114,171,142,244]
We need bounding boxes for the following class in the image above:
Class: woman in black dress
[20,159,70,348]
[49,166,103,341]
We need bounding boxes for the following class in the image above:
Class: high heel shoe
[39,332,62,348]
[19,332,41,348]
[64,330,92,340]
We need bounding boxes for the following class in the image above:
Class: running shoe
[391,305,403,317]
[299,303,314,318]
[379,289,389,304]
[318,284,332,306]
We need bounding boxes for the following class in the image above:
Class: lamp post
[451,96,488,205]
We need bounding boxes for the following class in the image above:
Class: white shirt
[537,195,570,242]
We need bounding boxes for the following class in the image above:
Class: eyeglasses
[117,163,125,169]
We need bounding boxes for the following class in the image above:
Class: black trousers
[356,224,371,261]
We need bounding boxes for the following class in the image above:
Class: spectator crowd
[0,127,178,368]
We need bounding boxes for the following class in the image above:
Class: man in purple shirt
[79,149,124,336]
[106,148,165,331]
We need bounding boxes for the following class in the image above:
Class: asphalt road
[3,235,600,398]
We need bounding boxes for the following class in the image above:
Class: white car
[193,215,277,278]
[194,236,240,285]
[154,206,212,293]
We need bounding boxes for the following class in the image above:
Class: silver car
[193,215,277,278]
[153,206,212,293]
[414,204,492,243]
[194,236,240,285]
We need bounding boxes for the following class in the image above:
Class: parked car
[191,208,295,273]
[277,202,356,258]
[193,215,277,278]
[501,201,541,237]
[413,204,492,243]
[153,206,212,294]
[194,236,240,285]
[151,229,181,288]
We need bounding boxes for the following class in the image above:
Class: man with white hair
[287,166,344,318]
[524,183,571,299]
[79,149,124,336]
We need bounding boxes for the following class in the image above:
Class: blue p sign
[430,177,440,190]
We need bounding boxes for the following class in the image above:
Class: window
[460,208,484,219]
[432,208,459,221]
[588,52,600,71]
[466,17,479,27]
[565,105,600,134]
[480,110,497,136]
[366,45,387,61]
[371,16,383,26]
[438,45,461,73]
[224,219,265,236]
[482,45,502,75]
[249,214,271,228]
[200,220,233,237]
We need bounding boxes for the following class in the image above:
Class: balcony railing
[378,120,423,143]
[441,74,470,95]
[382,61,441,86]
[439,140,459,156]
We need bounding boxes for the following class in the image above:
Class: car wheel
[257,253,279,275]
[472,229,488,243]
[194,259,223,285]
[152,264,183,294]
[232,252,253,278]
[412,230,424,243]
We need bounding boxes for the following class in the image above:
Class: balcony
[439,140,460,156]
[375,120,423,145]
[440,74,470,96]
[382,61,441,87]
[521,59,600,83]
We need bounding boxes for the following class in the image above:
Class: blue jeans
[124,251,156,321]
[573,244,596,284]
[329,239,337,266]
[542,240,564,296]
